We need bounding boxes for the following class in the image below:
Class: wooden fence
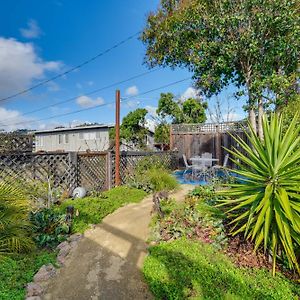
[0,151,177,194]
[170,122,248,168]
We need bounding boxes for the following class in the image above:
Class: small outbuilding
[34,124,114,152]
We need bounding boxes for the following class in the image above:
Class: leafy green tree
[142,0,299,137]
[154,123,170,149]
[182,98,207,123]
[157,92,207,124]
[281,95,300,134]
[110,108,148,149]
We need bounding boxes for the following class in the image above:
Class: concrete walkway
[42,185,192,300]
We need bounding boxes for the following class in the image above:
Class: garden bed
[144,185,300,299]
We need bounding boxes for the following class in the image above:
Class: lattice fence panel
[0,134,33,153]
[0,153,77,193]
[78,154,108,191]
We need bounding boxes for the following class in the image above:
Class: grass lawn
[57,186,147,233]
[0,251,57,300]
[143,238,300,300]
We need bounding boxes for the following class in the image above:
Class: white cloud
[126,85,138,96]
[20,19,42,39]
[123,99,140,109]
[87,81,94,86]
[181,87,200,100]
[47,81,60,92]
[76,95,105,108]
[0,37,61,98]
[0,107,35,131]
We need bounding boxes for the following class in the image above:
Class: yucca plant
[218,113,300,275]
[0,180,34,255]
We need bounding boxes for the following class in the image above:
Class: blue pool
[173,170,208,185]
[173,169,245,185]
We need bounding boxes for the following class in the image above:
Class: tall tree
[157,92,207,124]
[110,108,148,149]
[142,0,299,137]
[154,123,170,150]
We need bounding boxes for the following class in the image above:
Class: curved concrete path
[42,185,192,300]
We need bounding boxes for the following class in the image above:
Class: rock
[57,242,72,266]
[26,297,42,300]
[56,241,69,250]
[68,233,83,242]
[33,264,56,282]
[57,254,66,266]
[26,282,43,297]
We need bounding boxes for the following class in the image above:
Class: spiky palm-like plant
[0,181,34,255]
[218,114,300,275]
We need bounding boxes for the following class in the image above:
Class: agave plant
[0,180,34,255]
[218,113,300,275]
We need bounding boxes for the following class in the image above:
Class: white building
[34,124,113,152]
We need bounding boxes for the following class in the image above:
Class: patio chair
[201,152,213,168]
[182,154,193,175]
[211,154,229,177]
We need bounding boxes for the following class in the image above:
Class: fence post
[68,152,78,191]
[106,151,112,190]
[215,125,222,164]
[169,125,173,150]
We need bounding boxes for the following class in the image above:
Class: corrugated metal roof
[34,124,114,134]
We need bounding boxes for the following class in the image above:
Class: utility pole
[115,90,121,186]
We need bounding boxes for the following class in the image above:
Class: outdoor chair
[211,154,229,177]
[201,152,213,168]
[182,154,193,175]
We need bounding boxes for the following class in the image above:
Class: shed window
[65,134,69,144]
[58,134,63,144]
[79,132,84,139]
[96,132,100,139]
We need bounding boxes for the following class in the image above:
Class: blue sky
[0,0,245,131]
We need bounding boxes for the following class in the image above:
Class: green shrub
[218,114,300,274]
[143,239,300,300]
[30,209,70,248]
[0,251,56,300]
[127,155,177,193]
[129,167,178,193]
[0,181,34,255]
[57,186,147,233]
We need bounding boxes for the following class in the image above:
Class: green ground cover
[0,251,57,300]
[144,185,300,299]
[57,186,147,233]
[144,239,300,300]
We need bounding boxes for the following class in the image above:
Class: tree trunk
[257,98,264,140]
[249,108,257,134]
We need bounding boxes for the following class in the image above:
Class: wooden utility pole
[115,90,121,186]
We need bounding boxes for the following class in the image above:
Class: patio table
[190,157,219,165]
[190,157,219,180]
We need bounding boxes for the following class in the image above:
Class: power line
[1,77,191,128]
[0,31,141,103]
[0,68,159,125]
[121,77,191,99]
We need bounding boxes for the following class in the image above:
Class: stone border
[25,233,83,300]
